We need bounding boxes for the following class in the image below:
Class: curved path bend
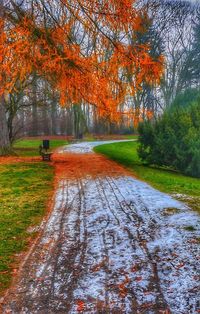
[2,141,200,314]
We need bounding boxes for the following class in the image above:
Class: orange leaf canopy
[0,0,164,121]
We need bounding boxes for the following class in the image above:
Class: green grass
[77,134,138,142]
[0,163,54,294]
[123,135,139,139]
[94,141,200,211]
[13,139,68,157]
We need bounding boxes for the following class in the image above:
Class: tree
[0,0,11,154]
[138,0,198,110]
[0,0,164,154]
[158,0,196,107]
[189,9,200,85]
[138,101,200,178]
[128,9,164,117]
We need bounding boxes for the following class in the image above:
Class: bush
[138,101,200,178]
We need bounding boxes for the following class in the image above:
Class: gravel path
[3,141,200,314]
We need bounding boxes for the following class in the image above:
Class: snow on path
[3,141,200,314]
[60,139,134,154]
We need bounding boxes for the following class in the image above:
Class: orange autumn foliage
[0,0,164,122]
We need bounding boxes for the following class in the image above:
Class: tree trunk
[0,96,11,155]
[31,103,38,136]
[0,0,11,154]
[41,104,49,135]
[51,100,57,135]
[31,77,39,136]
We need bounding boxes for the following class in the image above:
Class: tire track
[2,144,199,314]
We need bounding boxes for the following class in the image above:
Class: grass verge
[84,134,138,141]
[13,139,68,157]
[94,141,200,212]
[0,162,53,295]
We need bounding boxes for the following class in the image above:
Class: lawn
[13,139,68,157]
[123,134,139,140]
[13,137,138,157]
[77,134,139,142]
[0,163,54,294]
[94,141,200,212]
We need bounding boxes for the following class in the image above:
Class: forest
[0,1,199,143]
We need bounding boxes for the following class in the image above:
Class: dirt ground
[1,142,200,314]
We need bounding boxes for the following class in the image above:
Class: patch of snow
[59,140,135,154]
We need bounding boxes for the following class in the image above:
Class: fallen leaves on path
[76,300,85,312]
[2,143,199,314]
[52,152,131,181]
[118,275,130,298]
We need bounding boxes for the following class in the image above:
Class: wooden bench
[39,145,53,161]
